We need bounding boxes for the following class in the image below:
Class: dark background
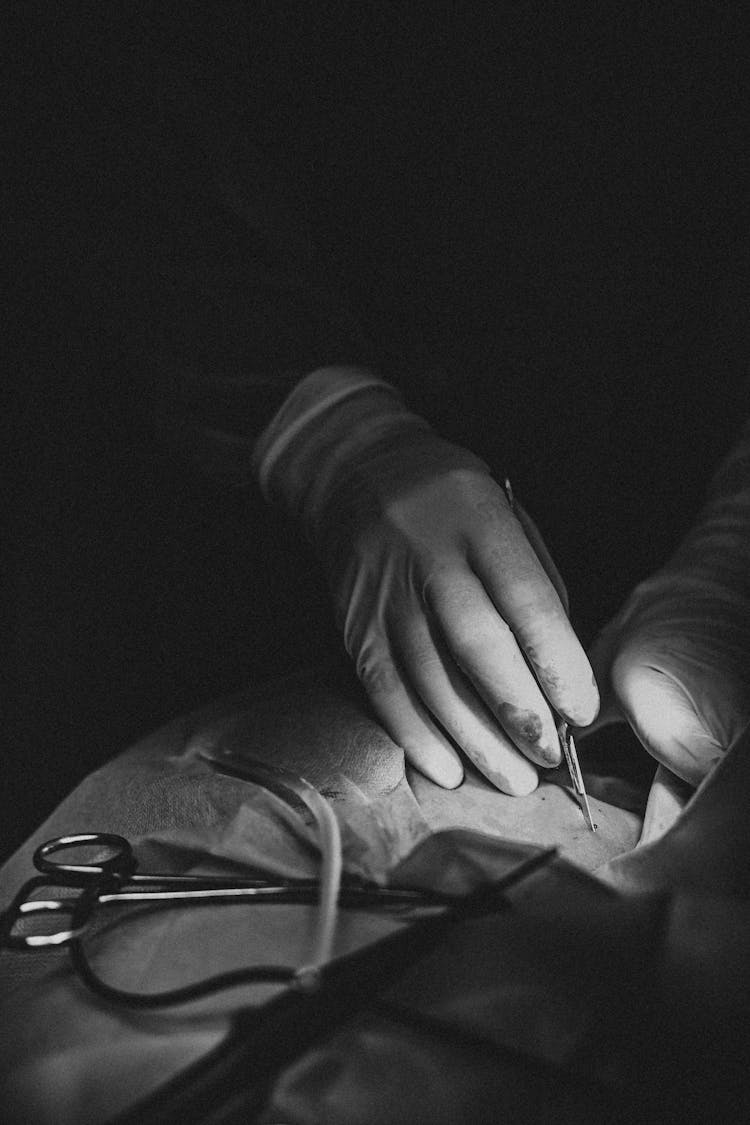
[5,3,748,858]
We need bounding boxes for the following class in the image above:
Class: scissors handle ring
[34,833,135,880]
[9,898,90,948]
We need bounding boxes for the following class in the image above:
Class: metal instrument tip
[558,721,597,832]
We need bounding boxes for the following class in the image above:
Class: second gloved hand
[584,420,750,836]
[256,368,599,794]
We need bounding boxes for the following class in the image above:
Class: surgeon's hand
[255,367,599,793]
[585,424,750,800]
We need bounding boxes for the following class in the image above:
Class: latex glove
[584,421,750,834]
[255,367,599,794]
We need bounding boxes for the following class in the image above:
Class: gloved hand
[255,367,598,794]
[584,421,750,830]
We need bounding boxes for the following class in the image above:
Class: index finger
[470,509,600,727]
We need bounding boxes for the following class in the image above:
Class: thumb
[611,649,724,787]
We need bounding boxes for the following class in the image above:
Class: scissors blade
[558,721,597,831]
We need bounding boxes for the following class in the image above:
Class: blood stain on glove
[497,702,543,744]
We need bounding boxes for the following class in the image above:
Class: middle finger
[424,570,562,767]
[391,609,539,795]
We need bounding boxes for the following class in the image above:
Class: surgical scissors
[1,832,446,951]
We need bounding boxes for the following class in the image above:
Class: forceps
[1,832,446,952]
[558,721,597,831]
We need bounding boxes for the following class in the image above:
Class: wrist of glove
[255,367,598,795]
[587,422,750,794]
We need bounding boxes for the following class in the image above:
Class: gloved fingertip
[574,696,624,738]
[437,766,465,790]
[538,743,562,769]
[409,747,464,789]
[510,734,559,770]
[502,769,539,797]
[478,751,539,796]
[613,656,720,787]
[558,673,601,730]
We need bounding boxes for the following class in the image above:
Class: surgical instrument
[1,831,447,952]
[558,721,597,831]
